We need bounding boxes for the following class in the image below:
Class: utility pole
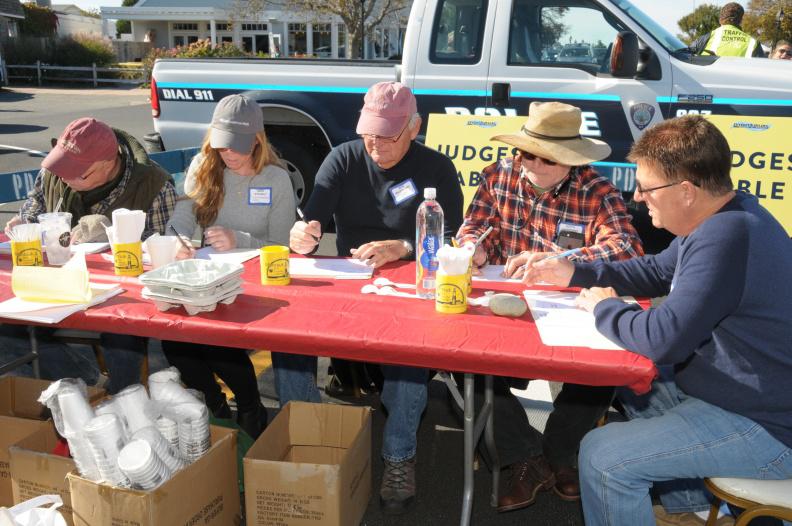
[360,0,365,59]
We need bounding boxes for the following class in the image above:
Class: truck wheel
[271,141,321,206]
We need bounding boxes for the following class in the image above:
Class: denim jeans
[579,367,792,526]
[271,352,428,461]
[0,324,145,395]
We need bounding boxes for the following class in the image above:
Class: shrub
[2,35,53,65]
[142,39,248,85]
[53,33,116,67]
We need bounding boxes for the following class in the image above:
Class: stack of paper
[289,258,374,279]
[0,241,110,255]
[0,283,123,324]
[523,290,633,350]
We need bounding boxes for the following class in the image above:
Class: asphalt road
[0,85,155,220]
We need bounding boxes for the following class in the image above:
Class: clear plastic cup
[38,212,72,266]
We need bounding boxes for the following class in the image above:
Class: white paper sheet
[194,247,260,264]
[69,242,110,254]
[289,257,374,279]
[523,290,635,350]
[0,283,123,324]
[472,265,523,283]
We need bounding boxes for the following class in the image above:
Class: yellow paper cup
[11,239,43,267]
[435,272,468,314]
[112,241,144,276]
[260,245,290,285]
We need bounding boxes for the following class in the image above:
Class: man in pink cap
[281,81,463,514]
[2,117,177,394]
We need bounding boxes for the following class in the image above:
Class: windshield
[611,0,686,52]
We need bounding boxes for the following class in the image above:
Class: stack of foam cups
[148,370,184,451]
[57,389,101,481]
[155,416,179,451]
[84,414,130,487]
[132,426,186,472]
[117,439,172,490]
[174,403,210,463]
[94,398,130,441]
[114,384,155,435]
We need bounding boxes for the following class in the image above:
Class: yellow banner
[425,114,525,210]
[706,115,792,235]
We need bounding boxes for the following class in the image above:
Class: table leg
[483,374,500,507]
[29,326,41,378]
[461,372,475,526]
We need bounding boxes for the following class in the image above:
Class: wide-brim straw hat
[491,101,612,166]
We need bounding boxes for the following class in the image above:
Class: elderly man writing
[2,118,176,393]
[522,115,792,526]
[283,81,463,514]
[456,101,643,511]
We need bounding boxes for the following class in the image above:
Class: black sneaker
[380,457,416,515]
[236,403,267,440]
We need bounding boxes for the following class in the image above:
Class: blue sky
[68,0,723,36]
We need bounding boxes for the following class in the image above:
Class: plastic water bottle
[416,187,444,299]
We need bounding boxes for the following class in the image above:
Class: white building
[52,4,104,37]
[100,0,407,59]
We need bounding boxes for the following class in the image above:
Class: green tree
[20,3,58,38]
[541,7,569,46]
[116,0,138,38]
[743,0,791,46]
[677,3,721,45]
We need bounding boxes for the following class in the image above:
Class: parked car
[557,44,595,63]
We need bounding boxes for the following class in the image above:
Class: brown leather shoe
[552,465,581,501]
[497,455,556,513]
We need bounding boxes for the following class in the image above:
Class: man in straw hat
[456,101,643,511]
[519,114,792,526]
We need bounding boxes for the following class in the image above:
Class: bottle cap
[424,187,436,200]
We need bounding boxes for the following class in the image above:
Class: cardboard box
[0,377,103,507]
[67,425,241,526]
[244,402,372,526]
[8,423,77,525]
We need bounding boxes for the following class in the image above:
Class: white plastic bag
[0,495,67,526]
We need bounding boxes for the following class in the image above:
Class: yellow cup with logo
[260,245,290,285]
[11,239,43,267]
[435,271,468,314]
[112,241,144,276]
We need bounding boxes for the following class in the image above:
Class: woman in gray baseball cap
[162,94,296,438]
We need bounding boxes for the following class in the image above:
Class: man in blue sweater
[520,115,792,526]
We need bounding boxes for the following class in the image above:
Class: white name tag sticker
[249,187,272,205]
[389,179,418,205]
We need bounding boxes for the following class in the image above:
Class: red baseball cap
[42,118,118,181]
[356,81,418,137]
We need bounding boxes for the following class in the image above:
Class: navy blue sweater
[304,140,463,256]
[572,192,792,448]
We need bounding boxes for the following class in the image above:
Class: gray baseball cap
[209,94,264,153]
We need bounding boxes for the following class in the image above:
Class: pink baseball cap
[42,118,118,181]
[356,81,418,137]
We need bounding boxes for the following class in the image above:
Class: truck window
[430,0,488,64]
[508,0,624,73]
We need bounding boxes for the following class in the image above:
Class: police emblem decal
[630,103,655,130]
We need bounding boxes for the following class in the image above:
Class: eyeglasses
[521,151,557,166]
[359,122,409,143]
[634,180,683,195]
[776,48,792,57]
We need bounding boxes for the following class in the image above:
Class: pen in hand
[296,207,321,243]
[169,226,194,254]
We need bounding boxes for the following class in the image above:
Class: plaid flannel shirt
[457,153,643,264]
[20,141,177,240]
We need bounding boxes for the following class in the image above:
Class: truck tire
[271,141,321,206]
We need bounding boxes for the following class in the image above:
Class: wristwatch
[401,239,414,258]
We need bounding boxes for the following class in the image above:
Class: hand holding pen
[289,207,322,254]
[504,246,585,280]
[169,226,196,260]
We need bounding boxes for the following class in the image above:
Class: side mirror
[610,31,639,78]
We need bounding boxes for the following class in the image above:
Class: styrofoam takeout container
[139,259,244,291]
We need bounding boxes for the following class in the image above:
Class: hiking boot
[497,455,556,512]
[552,464,581,501]
[380,457,416,515]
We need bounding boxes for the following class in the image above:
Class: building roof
[135,0,233,6]
[0,0,24,19]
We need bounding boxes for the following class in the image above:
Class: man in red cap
[2,117,177,394]
[283,81,464,514]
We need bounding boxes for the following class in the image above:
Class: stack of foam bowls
[84,414,130,487]
[148,368,182,449]
[132,426,186,472]
[113,384,155,435]
[173,403,211,463]
[139,259,244,315]
[117,439,172,490]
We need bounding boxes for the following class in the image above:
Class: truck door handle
[492,83,511,108]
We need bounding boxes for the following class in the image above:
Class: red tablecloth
[0,255,657,393]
